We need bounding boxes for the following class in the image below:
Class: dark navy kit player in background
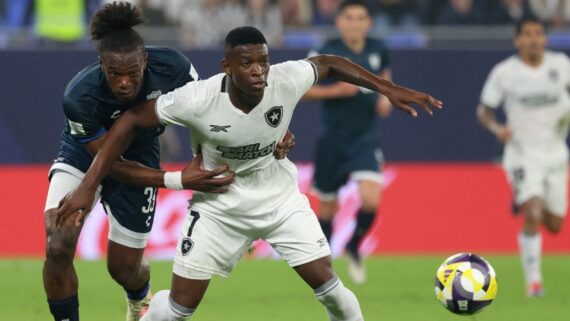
[304,0,391,284]
[42,3,237,321]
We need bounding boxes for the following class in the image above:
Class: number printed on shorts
[187,211,200,237]
[142,187,157,214]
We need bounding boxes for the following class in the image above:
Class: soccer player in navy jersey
[304,0,392,284]
[42,3,293,321]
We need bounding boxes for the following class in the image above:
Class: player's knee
[545,221,563,234]
[319,201,338,220]
[107,259,137,286]
[45,231,77,266]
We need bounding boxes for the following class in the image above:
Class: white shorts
[44,163,151,248]
[172,192,331,280]
[503,143,569,216]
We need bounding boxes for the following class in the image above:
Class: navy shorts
[313,133,384,196]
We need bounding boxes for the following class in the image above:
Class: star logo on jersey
[265,106,283,128]
[181,237,194,256]
[210,124,231,132]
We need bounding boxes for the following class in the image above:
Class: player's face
[100,50,147,102]
[335,5,371,42]
[223,44,270,96]
[515,22,547,61]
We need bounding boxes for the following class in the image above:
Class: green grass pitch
[2,256,569,320]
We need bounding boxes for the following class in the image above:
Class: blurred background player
[42,3,238,321]
[477,17,570,297]
[304,0,392,284]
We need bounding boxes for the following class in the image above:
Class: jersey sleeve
[155,82,199,127]
[560,54,570,88]
[480,65,504,109]
[62,95,106,144]
[277,60,318,98]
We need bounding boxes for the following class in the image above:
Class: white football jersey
[156,60,318,216]
[480,51,570,146]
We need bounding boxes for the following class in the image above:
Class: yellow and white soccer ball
[435,253,498,315]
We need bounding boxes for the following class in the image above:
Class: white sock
[140,290,194,321]
[314,276,364,321]
[518,231,542,285]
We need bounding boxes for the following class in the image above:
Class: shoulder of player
[315,38,342,54]
[544,50,570,65]
[365,38,388,51]
[146,46,190,74]
[63,63,102,109]
[490,55,519,76]
[269,60,312,84]
[174,73,226,102]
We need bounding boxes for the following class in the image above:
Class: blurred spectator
[2,0,33,28]
[279,0,313,25]
[529,0,570,28]
[438,0,484,25]
[486,0,528,25]
[34,0,86,44]
[313,0,341,24]
[245,0,283,46]
[179,0,246,48]
[367,0,421,27]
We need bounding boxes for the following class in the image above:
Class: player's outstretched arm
[307,55,443,117]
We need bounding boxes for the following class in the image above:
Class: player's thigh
[265,195,331,269]
[503,151,544,208]
[313,136,348,203]
[358,179,382,211]
[101,183,158,249]
[173,209,253,280]
[44,170,101,252]
[107,240,146,274]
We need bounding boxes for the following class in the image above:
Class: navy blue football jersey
[54,46,198,173]
[310,38,390,139]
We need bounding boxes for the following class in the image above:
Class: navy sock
[319,219,333,242]
[126,279,150,301]
[48,294,79,321]
[346,210,375,258]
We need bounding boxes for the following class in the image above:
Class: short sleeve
[480,66,504,109]
[62,96,106,144]
[155,82,198,127]
[276,60,318,98]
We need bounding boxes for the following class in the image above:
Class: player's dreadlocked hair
[224,26,267,50]
[90,1,145,54]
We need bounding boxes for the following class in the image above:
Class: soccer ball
[434,253,498,315]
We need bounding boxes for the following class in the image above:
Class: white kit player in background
[57,27,442,321]
[477,17,570,297]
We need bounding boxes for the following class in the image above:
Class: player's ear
[221,58,231,76]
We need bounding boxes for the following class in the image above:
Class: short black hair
[224,26,267,49]
[515,16,545,36]
[90,1,145,54]
[338,0,370,15]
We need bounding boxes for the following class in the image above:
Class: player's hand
[181,152,235,193]
[56,185,96,228]
[491,125,512,143]
[383,84,443,117]
[274,130,295,159]
[376,96,392,118]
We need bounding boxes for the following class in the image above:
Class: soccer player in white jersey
[57,27,442,320]
[477,17,570,297]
